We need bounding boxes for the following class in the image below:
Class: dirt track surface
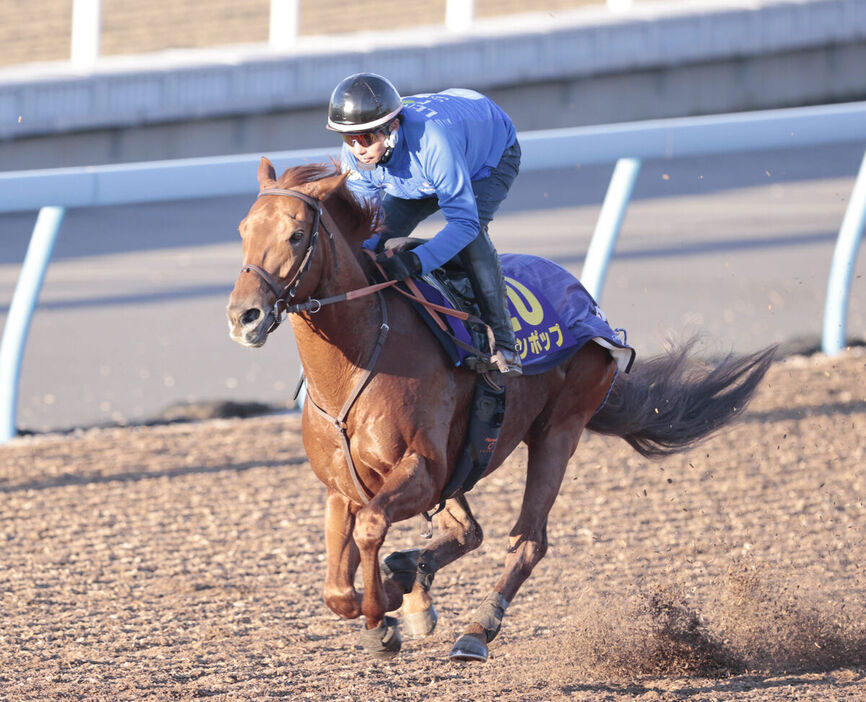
[2,349,865,701]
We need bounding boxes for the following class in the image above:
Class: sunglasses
[341,131,383,148]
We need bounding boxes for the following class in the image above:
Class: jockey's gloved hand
[376,250,421,280]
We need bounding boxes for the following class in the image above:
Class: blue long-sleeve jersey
[341,89,517,275]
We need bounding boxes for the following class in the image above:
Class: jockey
[327,72,523,377]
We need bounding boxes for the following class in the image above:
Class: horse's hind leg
[449,432,575,662]
[451,345,616,662]
[387,494,483,639]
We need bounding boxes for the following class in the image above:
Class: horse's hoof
[359,615,402,659]
[402,604,438,639]
[449,633,488,663]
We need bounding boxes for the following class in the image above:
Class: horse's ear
[309,171,349,201]
[257,157,277,189]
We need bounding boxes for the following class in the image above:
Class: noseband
[241,187,337,332]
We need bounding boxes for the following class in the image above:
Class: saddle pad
[410,253,635,375]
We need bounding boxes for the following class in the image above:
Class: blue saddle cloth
[411,253,635,375]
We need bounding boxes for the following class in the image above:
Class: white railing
[68,0,633,69]
[1,101,865,442]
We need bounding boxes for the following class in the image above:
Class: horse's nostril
[242,308,261,326]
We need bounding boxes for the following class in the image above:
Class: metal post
[0,206,66,443]
[446,0,474,32]
[822,147,866,356]
[269,0,301,49]
[581,158,642,303]
[71,0,101,69]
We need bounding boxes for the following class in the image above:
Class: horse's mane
[277,163,380,246]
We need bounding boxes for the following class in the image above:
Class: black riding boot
[460,227,522,376]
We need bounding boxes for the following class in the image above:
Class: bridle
[240,187,338,333]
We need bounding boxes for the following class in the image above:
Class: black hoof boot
[359,616,402,660]
[449,633,488,662]
[382,549,420,593]
[449,591,508,663]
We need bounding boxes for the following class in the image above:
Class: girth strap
[303,291,390,504]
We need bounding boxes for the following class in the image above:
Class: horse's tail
[586,340,777,458]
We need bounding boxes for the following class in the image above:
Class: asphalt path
[2,142,864,433]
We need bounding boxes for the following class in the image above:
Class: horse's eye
[289,229,305,244]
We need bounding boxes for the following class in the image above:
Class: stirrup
[490,349,522,377]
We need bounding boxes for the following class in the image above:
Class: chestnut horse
[226,159,775,662]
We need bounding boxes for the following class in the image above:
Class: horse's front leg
[322,490,362,619]
[354,454,433,659]
[451,347,616,663]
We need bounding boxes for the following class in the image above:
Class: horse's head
[226,157,348,347]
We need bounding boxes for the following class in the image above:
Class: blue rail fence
[2,101,866,442]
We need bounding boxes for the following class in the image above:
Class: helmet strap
[378,126,399,165]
